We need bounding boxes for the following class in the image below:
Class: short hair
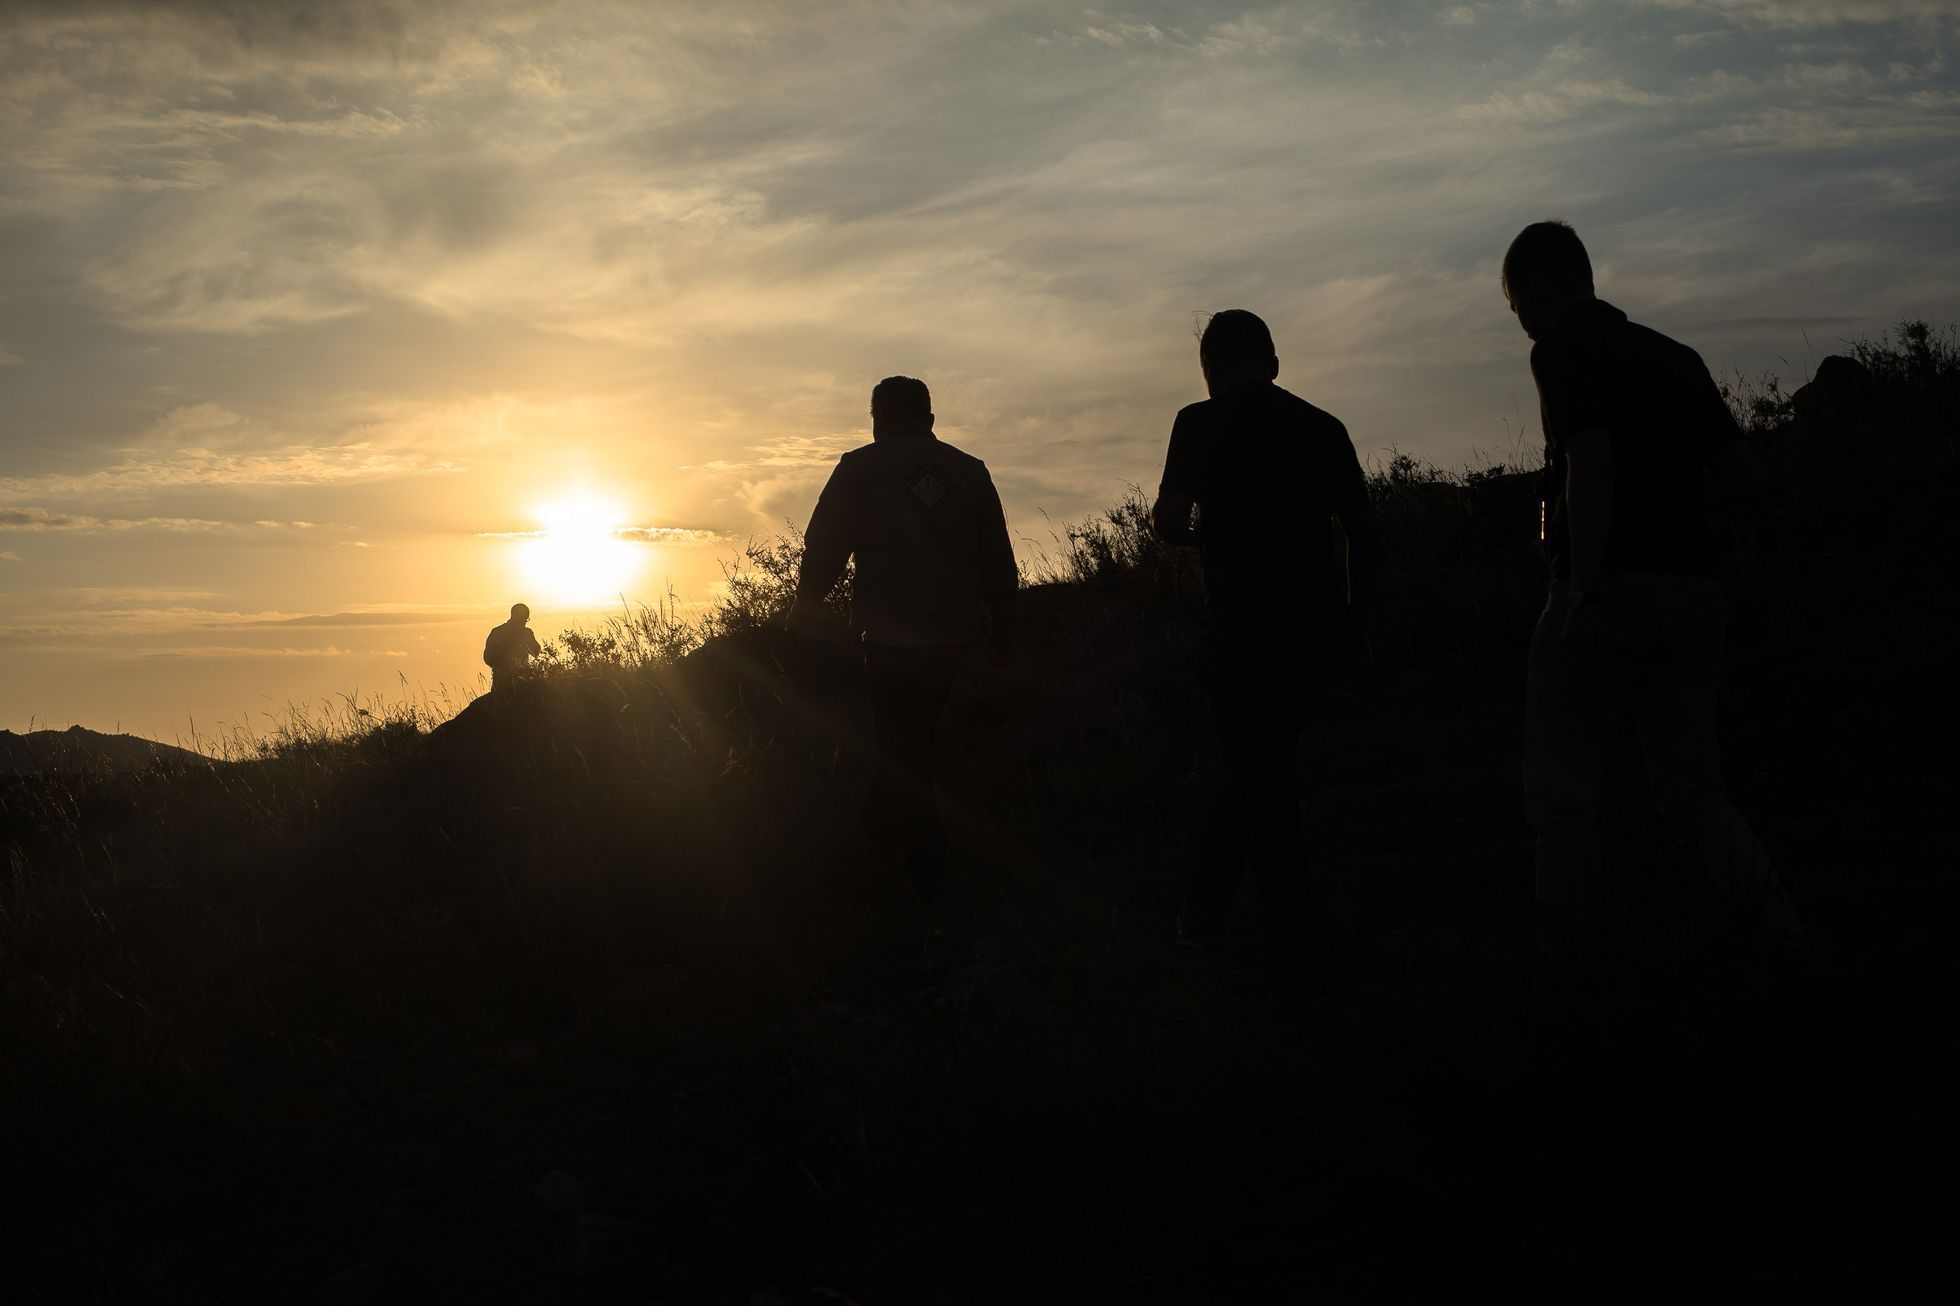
[1199,309,1276,369]
[511,602,530,621]
[870,375,932,424]
[1502,220,1593,299]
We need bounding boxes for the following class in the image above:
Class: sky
[2,0,1956,745]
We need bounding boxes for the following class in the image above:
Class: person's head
[1198,309,1278,396]
[510,602,530,625]
[870,375,933,437]
[1501,220,1594,341]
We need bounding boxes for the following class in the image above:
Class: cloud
[234,610,483,627]
[138,645,355,659]
[0,550,20,561]
[1458,78,1681,124]
[610,527,724,546]
[0,507,232,532]
[1694,97,1960,146]
[63,586,223,604]
[687,433,865,472]
[2,0,1957,633]
[474,525,722,546]
[0,398,510,504]
[1644,0,1960,29]
[0,507,356,537]
[0,343,21,365]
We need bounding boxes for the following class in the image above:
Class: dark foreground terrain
[3,327,1951,1302]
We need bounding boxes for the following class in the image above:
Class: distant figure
[484,602,542,693]
[1502,219,1806,988]
[788,375,1018,899]
[1150,310,1381,975]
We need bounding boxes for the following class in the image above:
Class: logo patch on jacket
[908,468,950,508]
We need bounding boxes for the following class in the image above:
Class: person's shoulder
[927,437,994,476]
[1529,330,1579,375]
[1173,396,1217,426]
[829,443,882,481]
[1271,385,1346,431]
[1619,314,1685,351]
[1641,320,1708,370]
[1614,318,1713,385]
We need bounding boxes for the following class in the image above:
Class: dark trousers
[863,642,971,883]
[1524,574,1805,969]
[1187,624,1347,957]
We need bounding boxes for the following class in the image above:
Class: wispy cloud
[475,525,722,545]
[63,587,222,604]
[1643,0,1960,29]
[0,507,339,534]
[234,610,484,628]
[138,645,355,660]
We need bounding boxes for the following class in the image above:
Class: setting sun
[515,496,644,606]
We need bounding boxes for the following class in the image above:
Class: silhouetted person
[1151,310,1381,973]
[1503,220,1806,989]
[484,602,541,693]
[788,376,1017,898]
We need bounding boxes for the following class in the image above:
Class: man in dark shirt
[483,602,541,693]
[1151,309,1381,972]
[1504,220,1806,982]
[789,375,1018,898]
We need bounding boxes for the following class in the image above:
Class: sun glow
[515,496,644,606]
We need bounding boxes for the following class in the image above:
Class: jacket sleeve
[975,461,1018,617]
[797,458,860,602]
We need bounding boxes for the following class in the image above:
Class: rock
[1791,354,1872,425]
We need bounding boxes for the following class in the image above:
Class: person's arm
[976,463,1018,645]
[789,460,857,632]
[1326,422,1379,619]
[524,628,541,658]
[1531,338,1613,598]
[1563,425,1615,595]
[1150,410,1200,545]
[1336,501,1382,618]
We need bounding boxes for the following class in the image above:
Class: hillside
[0,725,207,776]
[1,323,1951,1302]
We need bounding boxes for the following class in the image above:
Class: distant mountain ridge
[0,725,208,776]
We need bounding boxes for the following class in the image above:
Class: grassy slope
[2,326,1951,1302]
